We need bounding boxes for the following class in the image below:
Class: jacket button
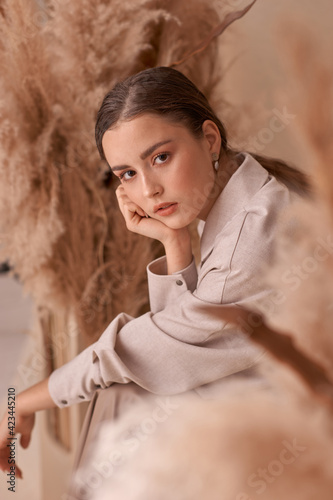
[79,395,85,400]
[61,400,68,405]
[176,280,183,286]
[95,384,102,389]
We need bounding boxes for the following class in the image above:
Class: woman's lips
[154,203,178,216]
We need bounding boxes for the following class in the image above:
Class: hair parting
[96,66,310,195]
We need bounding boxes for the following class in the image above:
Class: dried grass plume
[0,0,239,343]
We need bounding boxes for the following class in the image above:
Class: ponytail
[249,153,311,196]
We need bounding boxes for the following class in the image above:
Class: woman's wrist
[163,228,192,274]
[16,378,56,416]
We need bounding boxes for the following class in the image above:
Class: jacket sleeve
[147,255,198,313]
[48,302,261,408]
[48,208,271,409]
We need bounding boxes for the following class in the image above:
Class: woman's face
[102,113,221,228]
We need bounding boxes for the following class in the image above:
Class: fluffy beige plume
[0,0,241,342]
[75,391,332,500]
[259,31,333,380]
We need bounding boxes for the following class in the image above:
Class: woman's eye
[119,170,136,181]
[153,153,169,165]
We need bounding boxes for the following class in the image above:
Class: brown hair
[95,66,309,194]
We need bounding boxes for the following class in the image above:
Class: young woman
[0,67,308,483]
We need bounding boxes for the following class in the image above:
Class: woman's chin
[163,218,196,230]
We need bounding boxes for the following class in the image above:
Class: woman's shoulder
[199,154,296,278]
[200,153,292,257]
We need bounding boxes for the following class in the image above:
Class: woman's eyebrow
[111,165,129,172]
[110,139,173,172]
[140,139,173,160]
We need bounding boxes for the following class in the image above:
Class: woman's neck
[198,151,241,221]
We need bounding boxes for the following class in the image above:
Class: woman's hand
[0,407,35,479]
[116,185,193,274]
[0,378,56,480]
[116,185,177,245]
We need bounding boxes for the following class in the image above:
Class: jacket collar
[199,153,269,264]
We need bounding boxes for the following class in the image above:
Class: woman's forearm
[16,377,56,416]
[163,228,193,275]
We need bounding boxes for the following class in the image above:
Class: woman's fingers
[127,203,146,218]
[116,186,146,220]
[15,465,23,479]
[0,432,23,479]
[20,431,31,449]
[115,185,176,243]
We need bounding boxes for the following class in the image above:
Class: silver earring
[212,153,219,172]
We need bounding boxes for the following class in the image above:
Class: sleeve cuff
[48,346,99,408]
[147,256,198,313]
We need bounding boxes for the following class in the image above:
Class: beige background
[220,0,332,169]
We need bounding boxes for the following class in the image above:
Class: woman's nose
[141,174,163,198]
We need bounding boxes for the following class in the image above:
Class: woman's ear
[201,120,221,155]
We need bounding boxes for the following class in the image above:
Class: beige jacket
[49,153,292,408]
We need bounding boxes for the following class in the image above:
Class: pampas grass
[85,393,333,500]
[0,0,239,343]
[261,30,333,379]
